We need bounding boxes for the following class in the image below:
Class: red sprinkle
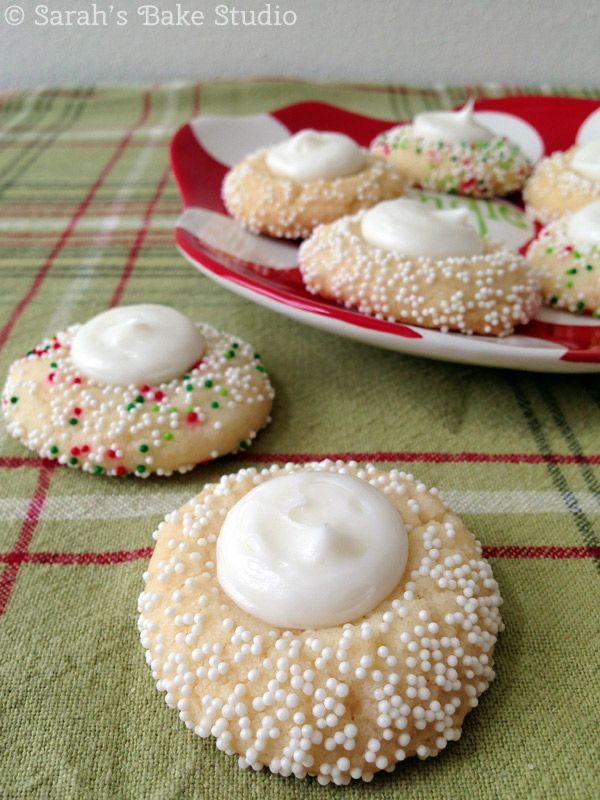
[107,449,117,459]
[72,377,82,385]
[154,390,165,401]
[47,372,55,383]
[70,447,80,456]
[186,411,199,425]
[115,466,126,477]
[81,445,90,454]
[73,407,82,416]
[140,384,151,394]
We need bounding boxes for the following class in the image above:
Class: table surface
[0,80,599,800]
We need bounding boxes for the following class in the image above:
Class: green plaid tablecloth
[1,80,599,799]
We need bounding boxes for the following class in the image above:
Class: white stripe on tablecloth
[0,216,176,232]
[0,128,172,142]
[0,490,599,522]
[0,90,44,133]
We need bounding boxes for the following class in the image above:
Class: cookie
[138,460,503,785]
[298,200,540,336]
[523,142,600,224]
[526,200,600,315]
[222,129,406,239]
[2,305,274,477]
[371,101,531,199]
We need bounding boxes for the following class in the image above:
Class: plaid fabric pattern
[1,80,599,800]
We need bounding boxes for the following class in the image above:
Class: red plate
[172,97,600,372]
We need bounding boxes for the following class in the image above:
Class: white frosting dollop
[361,198,485,258]
[566,200,600,247]
[412,98,495,145]
[265,129,365,182]
[71,304,206,386]
[571,139,600,181]
[216,472,408,629]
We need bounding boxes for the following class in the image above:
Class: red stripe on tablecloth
[0,456,49,468]
[108,83,200,307]
[108,164,172,306]
[1,544,598,567]
[3,451,600,470]
[0,462,56,614]
[484,545,600,559]
[0,90,153,352]
[0,547,154,565]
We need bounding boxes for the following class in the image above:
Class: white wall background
[1,0,599,91]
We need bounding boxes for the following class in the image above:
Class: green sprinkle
[183,373,190,380]
[550,295,559,305]
[139,444,149,453]
[94,465,104,475]
[163,432,173,441]
[135,394,144,403]
[127,403,136,411]
[239,440,249,450]
[69,417,78,425]
[69,457,78,466]
[224,350,235,359]
[185,383,193,392]
[50,362,58,368]
[565,267,578,275]
[255,365,266,373]
[50,445,59,455]
[572,249,581,259]
[566,281,574,289]
[170,407,177,414]
[545,247,554,254]
[151,404,160,412]
[232,342,239,349]
[136,464,146,474]
[204,379,213,388]
[253,353,261,360]
[219,388,228,397]
[10,396,18,404]
[211,401,219,409]
[576,301,586,313]
[586,264,594,271]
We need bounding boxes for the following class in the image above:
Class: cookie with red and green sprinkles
[2,305,274,477]
[526,201,600,315]
[523,145,600,225]
[370,127,531,199]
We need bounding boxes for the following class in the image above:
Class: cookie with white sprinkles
[222,129,406,239]
[371,99,531,199]
[2,305,274,477]
[138,460,504,784]
[299,198,540,336]
[523,140,600,224]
